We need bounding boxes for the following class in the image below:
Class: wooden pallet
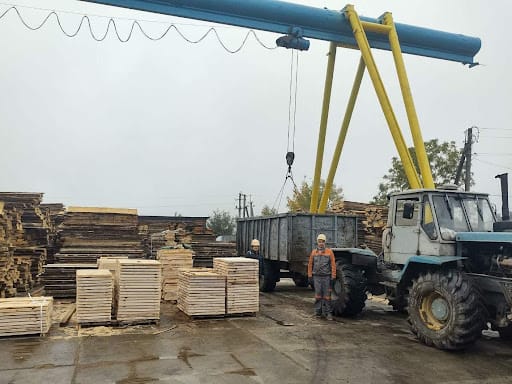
[77,318,159,329]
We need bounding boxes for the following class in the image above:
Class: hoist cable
[286,50,294,152]
[292,51,299,152]
[0,5,277,52]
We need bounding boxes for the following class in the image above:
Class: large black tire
[331,264,367,317]
[292,274,309,288]
[407,270,486,350]
[259,260,277,292]
[498,326,512,340]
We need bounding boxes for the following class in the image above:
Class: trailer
[237,213,360,291]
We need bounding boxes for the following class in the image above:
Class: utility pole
[249,196,254,217]
[464,127,473,192]
[237,193,242,218]
[243,194,249,218]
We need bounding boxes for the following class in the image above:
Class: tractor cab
[383,188,496,265]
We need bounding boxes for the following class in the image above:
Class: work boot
[326,313,333,321]
[315,311,322,317]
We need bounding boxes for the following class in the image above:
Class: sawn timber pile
[54,207,144,264]
[138,215,236,267]
[0,193,54,297]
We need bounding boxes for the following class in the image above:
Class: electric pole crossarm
[81,0,481,64]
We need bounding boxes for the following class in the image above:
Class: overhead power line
[473,158,512,171]
[0,4,277,52]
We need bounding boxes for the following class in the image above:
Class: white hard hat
[317,234,327,241]
[251,239,260,247]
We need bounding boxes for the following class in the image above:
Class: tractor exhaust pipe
[495,173,510,221]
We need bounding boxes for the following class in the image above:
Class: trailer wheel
[259,260,277,292]
[407,270,486,350]
[331,264,367,317]
[292,274,309,288]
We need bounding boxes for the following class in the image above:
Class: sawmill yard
[1,280,512,384]
[1,193,512,383]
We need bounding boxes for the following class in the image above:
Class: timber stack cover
[76,269,113,324]
[157,248,194,301]
[115,259,161,322]
[177,268,226,316]
[213,257,259,314]
[0,297,53,336]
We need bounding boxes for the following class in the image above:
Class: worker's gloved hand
[331,277,336,286]
[308,277,313,286]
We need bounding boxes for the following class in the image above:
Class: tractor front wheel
[407,270,486,350]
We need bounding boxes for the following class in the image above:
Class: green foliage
[371,139,473,205]
[287,179,343,212]
[207,210,235,236]
[260,205,278,216]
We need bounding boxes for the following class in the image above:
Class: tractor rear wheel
[407,270,486,350]
[498,326,512,340]
[331,264,367,317]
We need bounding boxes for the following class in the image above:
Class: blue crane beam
[81,0,480,65]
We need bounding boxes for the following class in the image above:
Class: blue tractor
[332,186,512,350]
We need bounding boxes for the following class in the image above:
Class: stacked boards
[115,260,161,322]
[157,248,194,301]
[76,270,113,324]
[0,297,53,336]
[213,257,259,314]
[177,268,226,316]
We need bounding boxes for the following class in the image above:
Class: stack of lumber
[157,248,194,301]
[76,270,113,324]
[97,256,128,277]
[330,200,388,255]
[0,193,52,247]
[115,259,161,322]
[138,216,216,258]
[213,257,259,314]
[40,203,65,264]
[0,248,19,298]
[0,297,53,336]
[13,247,46,289]
[0,193,54,297]
[41,263,97,298]
[177,268,226,316]
[54,207,144,264]
[191,242,237,268]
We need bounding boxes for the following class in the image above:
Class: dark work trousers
[313,275,332,315]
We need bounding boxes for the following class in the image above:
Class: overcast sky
[0,0,511,217]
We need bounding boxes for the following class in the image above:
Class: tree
[261,205,278,216]
[371,139,473,205]
[207,210,235,236]
[287,179,343,212]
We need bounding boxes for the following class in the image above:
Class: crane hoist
[81,0,481,213]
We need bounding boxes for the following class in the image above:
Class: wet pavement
[1,279,512,384]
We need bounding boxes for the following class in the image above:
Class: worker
[246,239,263,276]
[307,233,336,320]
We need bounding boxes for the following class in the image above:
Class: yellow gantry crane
[310,5,436,214]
